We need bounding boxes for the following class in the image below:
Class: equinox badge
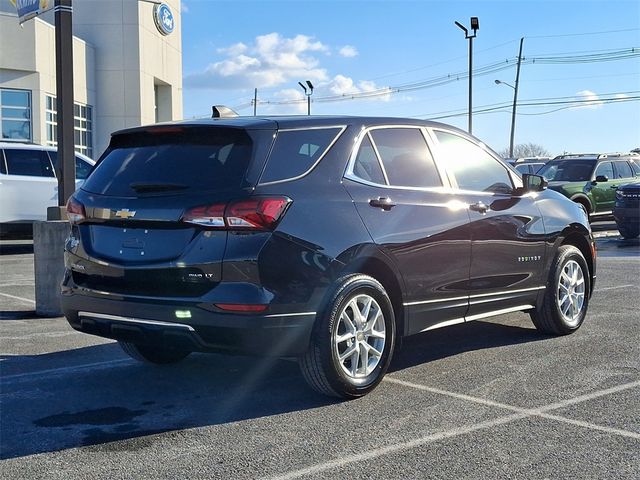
[115,208,136,219]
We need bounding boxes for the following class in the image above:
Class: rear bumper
[61,281,317,357]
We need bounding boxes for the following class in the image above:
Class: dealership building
[0,0,183,158]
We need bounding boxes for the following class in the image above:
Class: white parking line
[596,284,635,291]
[0,291,35,304]
[264,412,529,480]
[267,378,640,480]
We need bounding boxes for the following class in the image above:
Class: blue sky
[180,0,640,155]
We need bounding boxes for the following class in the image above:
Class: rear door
[343,126,471,335]
[2,148,57,222]
[429,128,547,319]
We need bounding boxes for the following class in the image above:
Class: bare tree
[498,143,551,159]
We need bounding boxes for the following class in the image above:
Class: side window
[613,161,633,179]
[48,151,94,180]
[630,160,640,176]
[75,157,93,180]
[594,161,614,180]
[260,127,342,184]
[434,130,513,194]
[0,150,6,174]
[352,134,386,184]
[369,128,441,188]
[4,149,55,177]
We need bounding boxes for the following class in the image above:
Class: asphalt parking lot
[1,223,639,479]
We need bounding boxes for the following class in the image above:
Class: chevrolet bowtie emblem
[114,208,136,219]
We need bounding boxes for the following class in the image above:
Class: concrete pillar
[33,221,70,317]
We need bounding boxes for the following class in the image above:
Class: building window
[46,95,94,158]
[1,89,32,141]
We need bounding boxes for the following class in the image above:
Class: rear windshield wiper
[129,182,189,193]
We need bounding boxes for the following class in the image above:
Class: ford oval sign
[153,3,175,36]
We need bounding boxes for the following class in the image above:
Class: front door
[429,129,547,319]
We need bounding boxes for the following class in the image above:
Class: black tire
[617,224,639,239]
[300,274,396,399]
[119,341,191,364]
[530,245,590,335]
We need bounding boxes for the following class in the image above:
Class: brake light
[182,197,291,230]
[66,196,86,224]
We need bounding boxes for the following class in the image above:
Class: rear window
[259,127,343,184]
[538,160,596,182]
[82,127,254,196]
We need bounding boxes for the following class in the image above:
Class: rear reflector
[183,196,291,230]
[214,303,268,313]
[66,196,86,224]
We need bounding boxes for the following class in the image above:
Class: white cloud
[328,75,392,101]
[181,2,189,13]
[615,93,630,99]
[185,33,329,90]
[575,90,604,109]
[338,45,358,58]
[217,42,248,56]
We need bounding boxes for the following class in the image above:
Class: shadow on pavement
[1,319,545,460]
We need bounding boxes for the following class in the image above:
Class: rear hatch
[69,124,276,296]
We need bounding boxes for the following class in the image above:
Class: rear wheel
[119,341,191,364]
[530,245,590,335]
[300,274,396,399]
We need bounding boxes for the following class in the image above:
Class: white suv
[0,142,94,237]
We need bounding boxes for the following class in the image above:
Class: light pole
[495,37,524,159]
[455,17,479,134]
[298,80,314,115]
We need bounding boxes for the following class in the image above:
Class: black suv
[62,116,596,398]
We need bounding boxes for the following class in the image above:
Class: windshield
[538,160,596,182]
[82,127,254,196]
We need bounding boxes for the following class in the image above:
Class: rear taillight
[182,197,291,231]
[66,196,86,224]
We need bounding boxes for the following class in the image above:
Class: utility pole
[54,0,75,208]
[509,38,524,159]
[253,88,257,116]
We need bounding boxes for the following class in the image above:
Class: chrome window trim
[78,311,196,331]
[344,124,448,191]
[427,127,520,194]
[404,285,545,307]
[257,125,347,186]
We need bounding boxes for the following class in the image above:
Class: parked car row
[0,142,94,238]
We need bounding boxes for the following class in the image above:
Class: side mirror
[594,175,608,183]
[522,173,547,193]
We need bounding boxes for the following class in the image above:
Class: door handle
[469,201,489,214]
[610,185,618,189]
[369,197,396,211]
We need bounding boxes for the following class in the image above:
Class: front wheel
[530,245,590,335]
[617,224,639,239]
[119,341,191,364]
[300,274,396,399]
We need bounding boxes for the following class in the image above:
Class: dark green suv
[538,153,640,220]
